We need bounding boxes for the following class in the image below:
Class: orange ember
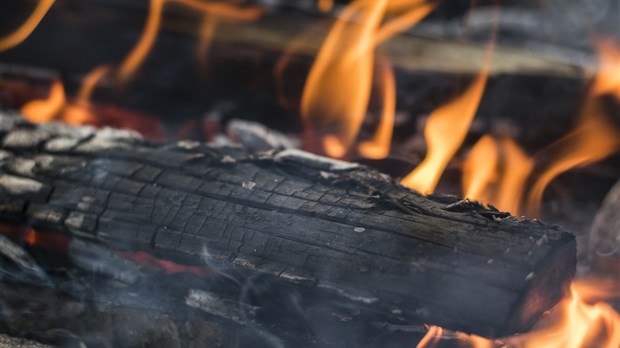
[20,80,66,123]
[0,0,55,52]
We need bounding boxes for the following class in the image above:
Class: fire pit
[1,1,619,347]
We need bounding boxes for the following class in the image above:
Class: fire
[416,325,443,348]
[358,55,396,159]
[0,0,55,52]
[20,80,65,123]
[301,0,433,157]
[400,42,493,194]
[118,0,263,83]
[416,282,620,348]
[461,136,533,215]
[318,0,334,13]
[462,135,498,202]
[495,137,533,215]
[526,39,620,214]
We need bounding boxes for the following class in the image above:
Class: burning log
[0,111,575,343]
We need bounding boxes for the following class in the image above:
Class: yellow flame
[118,0,262,83]
[63,66,110,125]
[462,135,498,201]
[374,2,435,45]
[591,39,620,100]
[495,137,533,215]
[527,115,620,214]
[358,55,396,159]
[301,0,389,157]
[0,0,55,52]
[318,0,333,13]
[20,80,65,123]
[401,44,493,194]
[527,39,620,214]
[416,325,443,348]
[301,0,432,158]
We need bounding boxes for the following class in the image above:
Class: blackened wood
[0,111,575,338]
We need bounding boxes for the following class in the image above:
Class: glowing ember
[20,80,65,123]
[0,0,55,52]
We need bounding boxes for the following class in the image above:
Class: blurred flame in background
[3,1,620,347]
[300,0,434,157]
[0,0,55,52]
[526,39,620,215]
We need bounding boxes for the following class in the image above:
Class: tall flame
[495,137,533,215]
[301,0,432,158]
[526,39,620,214]
[20,80,65,123]
[462,135,498,201]
[118,0,262,83]
[461,135,533,215]
[358,55,396,159]
[401,42,494,194]
[0,0,55,52]
[301,0,389,157]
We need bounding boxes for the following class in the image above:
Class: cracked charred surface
[0,111,575,340]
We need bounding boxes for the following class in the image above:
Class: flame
[301,0,389,157]
[197,13,218,67]
[20,80,65,123]
[374,2,435,45]
[495,137,533,215]
[462,135,498,201]
[0,0,55,52]
[461,136,533,215]
[318,0,333,13]
[118,0,262,83]
[63,65,110,125]
[591,39,620,100]
[527,39,620,214]
[416,325,443,348]
[401,44,494,194]
[416,282,620,348]
[301,0,432,158]
[358,55,396,159]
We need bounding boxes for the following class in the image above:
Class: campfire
[1,0,619,347]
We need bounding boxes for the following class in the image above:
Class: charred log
[0,111,575,343]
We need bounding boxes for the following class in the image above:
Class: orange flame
[301,0,432,158]
[358,55,396,159]
[301,0,389,157]
[401,42,494,194]
[63,65,110,125]
[461,135,533,215]
[462,135,498,201]
[118,0,262,83]
[20,80,66,123]
[374,2,435,45]
[495,137,533,215]
[416,325,444,348]
[0,0,55,52]
[416,282,620,348]
[318,0,334,13]
[526,39,620,214]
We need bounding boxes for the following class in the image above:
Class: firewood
[0,111,575,340]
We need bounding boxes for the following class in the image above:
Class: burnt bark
[0,111,575,341]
